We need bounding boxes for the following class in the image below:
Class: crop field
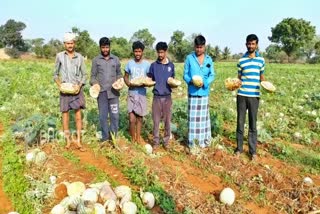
[0,60,319,214]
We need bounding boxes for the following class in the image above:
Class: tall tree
[168,30,192,62]
[265,44,282,62]
[30,38,45,57]
[213,45,221,61]
[130,28,155,49]
[268,18,316,61]
[110,36,131,59]
[71,27,98,59]
[0,19,26,50]
[221,46,231,60]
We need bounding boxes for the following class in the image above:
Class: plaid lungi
[188,96,211,147]
[60,88,86,112]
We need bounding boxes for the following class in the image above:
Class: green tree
[212,45,221,61]
[168,30,192,62]
[130,28,156,49]
[221,46,231,60]
[0,19,26,50]
[110,36,131,59]
[265,44,282,62]
[71,27,98,59]
[268,18,316,62]
[30,38,45,57]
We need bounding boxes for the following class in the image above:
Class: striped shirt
[53,51,86,85]
[237,52,265,97]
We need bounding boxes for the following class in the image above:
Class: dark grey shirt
[90,54,122,98]
[53,51,86,85]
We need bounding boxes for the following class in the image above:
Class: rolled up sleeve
[90,59,99,85]
[183,57,192,84]
[53,55,60,81]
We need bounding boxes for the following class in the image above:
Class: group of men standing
[54,32,265,160]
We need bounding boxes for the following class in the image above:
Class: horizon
[1,0,319,54]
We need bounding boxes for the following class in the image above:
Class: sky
[1,0,319,53]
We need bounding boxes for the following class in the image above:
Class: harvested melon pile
[51,181,155,214]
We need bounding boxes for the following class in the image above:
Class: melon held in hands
[192,75,203,87]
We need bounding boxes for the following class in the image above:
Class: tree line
[0,18,319,63]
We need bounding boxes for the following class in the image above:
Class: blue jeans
[236,95,259,155]
[97,91,119,141]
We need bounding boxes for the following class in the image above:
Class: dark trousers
[236,95,259,155]
[152,96,172,145]
[97,91,119,141]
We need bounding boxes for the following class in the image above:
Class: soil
[0,123,14,214]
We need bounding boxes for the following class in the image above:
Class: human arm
[203,60,215,89]
[183,56,192,85]
[90,58,99,86]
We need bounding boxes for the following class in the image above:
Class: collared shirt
[237,51,265,97]
[183,52,215,96]
[125,59,150,96]
[148,58,175,97]
[53,51,86,85]
[90,54,122,99]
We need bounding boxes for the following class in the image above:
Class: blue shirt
[148,59,175,97]
[237,51,265,97]
[183,52,215,96]
[125,59,150,95]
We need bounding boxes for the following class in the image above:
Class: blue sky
[1,0,319,53]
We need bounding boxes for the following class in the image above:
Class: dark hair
[132,41,145,51]
[194,35,206,46]
[99,37,110,46]
[246,34,259,43]
[156,42,168,51]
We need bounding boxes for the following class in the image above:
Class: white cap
[63,32,76,42]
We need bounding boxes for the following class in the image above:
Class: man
[148,42,175,150]
[183,35,215,149]
[234,34,265,161]
[124,41,150,144]
[90,37,122,142]
[53,32,86,151]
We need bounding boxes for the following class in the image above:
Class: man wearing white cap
[53,32,86,151]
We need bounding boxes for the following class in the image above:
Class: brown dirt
[72,145,131,186]
[0,123,14,214]
[0,48,10,60]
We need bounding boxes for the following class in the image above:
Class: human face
[157,50,167,62]
[195,45,205,56]
[246,40,258,54]
[100,45,110,57]
[64,41,75,53]
[133,48,143,61]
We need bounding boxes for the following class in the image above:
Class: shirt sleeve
[147,63,154,80]
[116,58,122,79]
[90,58,99,85]
[183,56,192,84]
[80,56,86,85]
[237,62,242,75]
[53,54,60,81]
[124,62,130,74]
[203,59,215,89]
[260,59,265,75]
